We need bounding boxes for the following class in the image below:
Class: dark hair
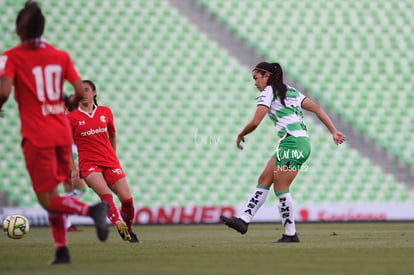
[16,0,45,45]
[63,94,77,112]
[253,62,287,106]
[82,80,98,105]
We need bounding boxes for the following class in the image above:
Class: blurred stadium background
[1,0,413,224]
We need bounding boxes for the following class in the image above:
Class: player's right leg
[47,212,71,264]
[85,171,131,241]
[109,177,139,243]
[46,200,109,264]
[220,158,274,234]
[23,141,109,249]
[64,177,87,231]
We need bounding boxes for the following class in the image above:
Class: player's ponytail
[16,1,45,45]
[253,62,288,106]
[271,63,287,106]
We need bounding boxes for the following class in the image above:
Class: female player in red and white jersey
[0,1,109,264]
[67,80,139,243]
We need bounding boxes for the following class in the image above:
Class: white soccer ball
[3,215,30,239]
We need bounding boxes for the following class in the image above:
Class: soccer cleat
[274,233,300,243]
[89,202,110,242]
[117,221,131,241]
[129,232,140,243]
[220,215,248,235]
[49,246,71,265]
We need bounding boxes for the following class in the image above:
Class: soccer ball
[3,215,30,239]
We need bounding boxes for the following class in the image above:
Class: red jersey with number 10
[67,106,121,169]
[0,40,81,147]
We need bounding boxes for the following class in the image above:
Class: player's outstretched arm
[301,97,346,145]
[237,105,268,149]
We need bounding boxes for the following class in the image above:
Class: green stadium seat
[1,0,412,208]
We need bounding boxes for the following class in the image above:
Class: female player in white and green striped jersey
[220,62,346,242]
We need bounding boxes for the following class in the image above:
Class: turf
[0,222,413,274]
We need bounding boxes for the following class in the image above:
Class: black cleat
[220,215,248,235]
[49,246,71,265]
[274,233,300,243]
[89,202,109,242]
[129,232,140,243]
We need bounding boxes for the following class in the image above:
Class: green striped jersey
[257,85,308,138]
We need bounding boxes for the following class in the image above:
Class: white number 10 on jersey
[32,65,62,101]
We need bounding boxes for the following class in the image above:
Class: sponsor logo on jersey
[80,127,107,136]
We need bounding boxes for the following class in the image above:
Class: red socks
[100,194,122,226]
[49,196,89,216]
[47,196,90,251]
[121,198,135,232]
[48,212,67,250]
[47,195,134,249]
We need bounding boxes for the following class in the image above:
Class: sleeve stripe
[300,97,307,105]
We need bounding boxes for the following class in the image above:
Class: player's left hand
[236,135,245,150]
[333,131,346,145]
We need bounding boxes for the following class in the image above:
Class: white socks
[238,186,296,236]
[276,190,296,236]
[239,185,269,223]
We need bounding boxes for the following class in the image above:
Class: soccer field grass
[1,222,413,274]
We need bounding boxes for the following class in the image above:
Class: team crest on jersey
[257,95,266,103]
[100,115,106,123]
[79,120,85,125]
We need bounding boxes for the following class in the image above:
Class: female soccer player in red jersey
[0,1,109,264]
[67,80,139,243]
